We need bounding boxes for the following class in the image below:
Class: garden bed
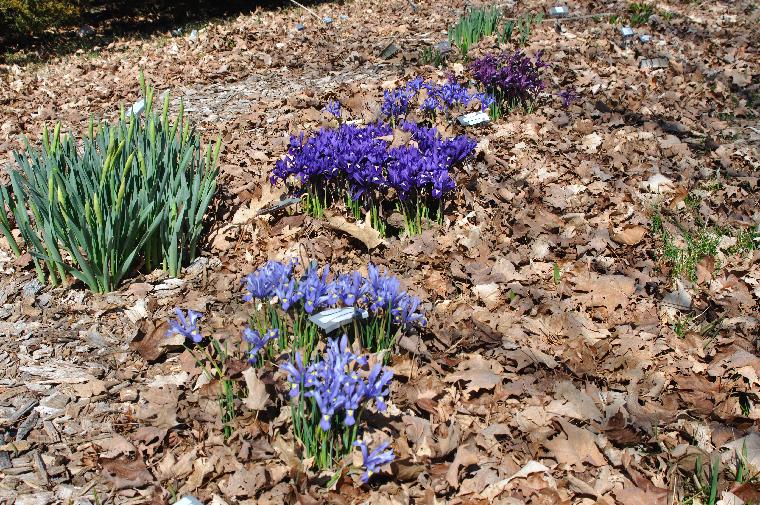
[0,0,759,504]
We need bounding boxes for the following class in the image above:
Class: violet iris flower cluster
[271,121,475,205]
[242,259,297,302]
[353,440,395,483]
[167,308,203,343]
[388,122,476,200]
[381,77,493,121]
[281,335,393,431]
[242,259,427,328]
[469,50,547,106]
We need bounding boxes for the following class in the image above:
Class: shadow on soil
[1,0,334,65]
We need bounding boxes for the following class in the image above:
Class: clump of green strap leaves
[448,6,502,58]
[0,73,220,292]
[447,7,544,58]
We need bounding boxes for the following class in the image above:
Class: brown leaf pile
[0,0,759,503]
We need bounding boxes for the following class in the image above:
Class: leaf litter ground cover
[0,0,759,504]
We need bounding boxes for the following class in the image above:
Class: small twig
[552,11,616,21]
[406,0,418,12]
[286,0,323,22]
[500,11,616,22]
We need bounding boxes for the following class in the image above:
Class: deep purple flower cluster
[271,121,475,203]
[353,440,395,483]
[469,50,547,106]
[243,259,427,328]
[281,335,393,431]
[167,308,203,344]
[243,328,279,364]
[381,77,493,121]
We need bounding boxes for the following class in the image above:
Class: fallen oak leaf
[443,354,502,396]
[446,444,480,489]
[543,418,606,470]
[130,320,181,362]
[242,367,270,411]
[471,282,501,309]
[93,434,136,459]
[611,224,647,246]
[101,455,155,490]
[323,210,387,250]
[390,459,426,482]
[232,184,288,223]
[581,132,602,153]
[479,460,552,500]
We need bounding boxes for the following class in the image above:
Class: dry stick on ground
[286,0,324,22]
[500,12,616,21]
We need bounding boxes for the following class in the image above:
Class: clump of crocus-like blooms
[243,259,426,356]
[469,50,547,118]
[381,76,494,124]
[166,260,409,483]
[271,120,476,236]
[282,335,395,471]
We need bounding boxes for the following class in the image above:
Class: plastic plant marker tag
[640,57,669,69]
[548,6,569,18]
[257,197,301,216]
[174,497,204,505]
[639,34,651,43]
[380,42,400,59]
[309,307,368,333]
[621,26,635,38]
[436,40,452,54]
[457,111,491,126]
[129,99,145,117]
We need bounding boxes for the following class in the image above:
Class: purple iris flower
[364,364,393,411]
[558,88,578,108]
[324,100,342,119]
[287,335,390,433]
[243,327,279,364]
[308,389,343,431]
[382,77,493,120]
[281,351,306,398]
[275,277,301,311]
[334,271,367,306]
[393,294,426,328]
[242,259,296,301]
[167,308,203,343]
[406,76,425,94]
[270,117,474,210]
[366,263,404,313]
[301,264,331,314]
[353,440,395,483]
